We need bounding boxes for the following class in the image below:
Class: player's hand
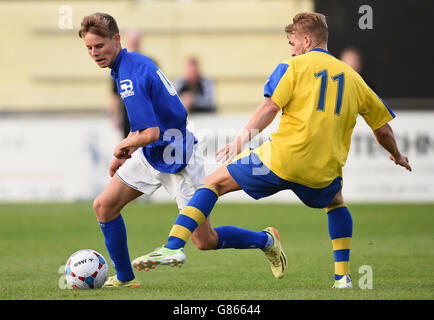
[113,141,134,159]
[389,154,412,171]
[216,137,244,163]
[109,158,127,177]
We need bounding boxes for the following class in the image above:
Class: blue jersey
[111,49,197,173]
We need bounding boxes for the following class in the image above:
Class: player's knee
[191,233,216,250]
[202,169,237,197]
[93,197,104,220]
[93,196,115,222]
[201,178,221,195]
[326,191,345,209]
[192,239,213,251]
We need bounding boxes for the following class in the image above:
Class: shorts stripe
[115,173,140,191]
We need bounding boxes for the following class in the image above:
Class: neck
[109,46,122,69]
[308,43,327,52]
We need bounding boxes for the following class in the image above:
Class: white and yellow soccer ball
[65,249,108,289]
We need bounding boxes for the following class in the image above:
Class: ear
[113,33,121,45]
[304,35,312,48]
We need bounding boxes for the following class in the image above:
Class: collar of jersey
[309,48,333,56]
[111,48,127,77]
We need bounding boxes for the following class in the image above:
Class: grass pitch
[0,201,433,300]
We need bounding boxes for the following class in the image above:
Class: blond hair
[78,12,119,38]
[285,12,328,44]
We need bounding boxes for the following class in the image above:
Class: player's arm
[216,98,280,163]
[113,126,160,159]
[109,127,160,177]
[358,77,411,172]
[113,72,161,159]
[216,61,292,163]
[374,123,412,171]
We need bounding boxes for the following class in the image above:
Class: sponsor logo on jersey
[119,79,135,99]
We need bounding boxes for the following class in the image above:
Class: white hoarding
[0,111,432,203]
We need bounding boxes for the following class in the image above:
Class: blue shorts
[226,152,342,209]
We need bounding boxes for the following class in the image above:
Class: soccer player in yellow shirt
[133,12,411,288]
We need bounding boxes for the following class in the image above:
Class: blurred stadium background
[0,0,433,301]
[0,0,432,203]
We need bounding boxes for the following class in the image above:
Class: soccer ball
[65,249,108,289]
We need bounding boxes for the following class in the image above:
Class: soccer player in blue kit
[79,12,280,288]
[78,13,208,287]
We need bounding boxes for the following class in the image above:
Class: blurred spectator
[109,29,142,138]
[173,57,216,114]
[339,46,363,73]
[339,46,377,93]
[123,29,142,53]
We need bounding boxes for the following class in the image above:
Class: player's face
[287,32,308,57]
[84,32,120,68]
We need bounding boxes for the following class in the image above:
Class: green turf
[0,201,433,300]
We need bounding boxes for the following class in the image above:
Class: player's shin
[165,185,219,249]
[99,214,135,283]
[214,226,269,249]
[326,205,353,280]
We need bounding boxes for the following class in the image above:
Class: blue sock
[166,185,219,249]
[99,214,135,283]
[327,205,353,281]
[214,226,269,250]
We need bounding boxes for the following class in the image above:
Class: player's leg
[93,175,143,222]
[94,175,143,286]
[191,218,273,251]
[132,169,274,273]
[131,165,240,264]
[193,222,286,279]
[193,167,286,279]
[131,165,235,270]
[167,150,278,251]
[131,165,272,263]
[174,148,274,252]
[325,190,353,288]
[133,149,286,278]
[189,219,285,279]
[165,164,239,250]
[191,217,218,250]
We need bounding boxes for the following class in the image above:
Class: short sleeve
[358,81,395,131]
[264,61,294,109]
[122,75,158,132]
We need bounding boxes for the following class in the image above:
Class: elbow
[264,98,281,115]
[138,126,160,145]
[148,127,160,143]
[374,124,392,142]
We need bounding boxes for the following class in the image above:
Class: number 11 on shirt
[314,69,345,115]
